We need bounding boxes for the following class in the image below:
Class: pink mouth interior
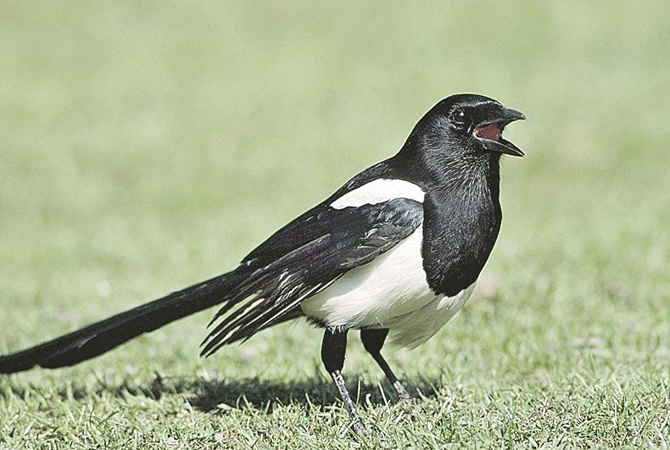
[475,123,501,140]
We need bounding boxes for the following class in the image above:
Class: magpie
[0,94,525,433]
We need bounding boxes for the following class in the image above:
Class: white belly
[386,283,475,348]
[301,227,475,349]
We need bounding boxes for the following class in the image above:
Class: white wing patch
[330,179,425,210]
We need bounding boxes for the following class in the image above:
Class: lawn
[1,1,669,448]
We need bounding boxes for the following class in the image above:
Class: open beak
[474,108,526,157]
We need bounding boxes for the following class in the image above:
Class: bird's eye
[451,108,467,127]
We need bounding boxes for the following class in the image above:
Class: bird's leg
[360,328,412,403]
[321,327,367,435]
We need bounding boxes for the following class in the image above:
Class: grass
[1,1,669,448]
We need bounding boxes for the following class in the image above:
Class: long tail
[0,269,245,373]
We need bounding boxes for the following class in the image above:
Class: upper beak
[500,108,526,123]
[474,108,526,157]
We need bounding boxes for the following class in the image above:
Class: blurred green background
[1,1,668,447]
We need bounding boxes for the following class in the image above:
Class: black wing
[200,197,423,356]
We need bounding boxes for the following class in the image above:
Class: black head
[400,94,526,164]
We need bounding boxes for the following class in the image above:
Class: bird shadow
[39,372,446,414]
[183,376,443,413]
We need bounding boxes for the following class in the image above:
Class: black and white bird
[0,94,525,433]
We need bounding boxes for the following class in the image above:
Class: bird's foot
[350,416,368,436]
[393,380,413,405]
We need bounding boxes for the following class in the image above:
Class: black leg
[321,328,366,434]
[360,328,412,402]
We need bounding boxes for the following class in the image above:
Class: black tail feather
[0,270,243,373]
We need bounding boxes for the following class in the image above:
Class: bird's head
[448,94,525,158]
[403,94,526,164]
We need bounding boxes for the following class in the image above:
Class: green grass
[1,1,669,448]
